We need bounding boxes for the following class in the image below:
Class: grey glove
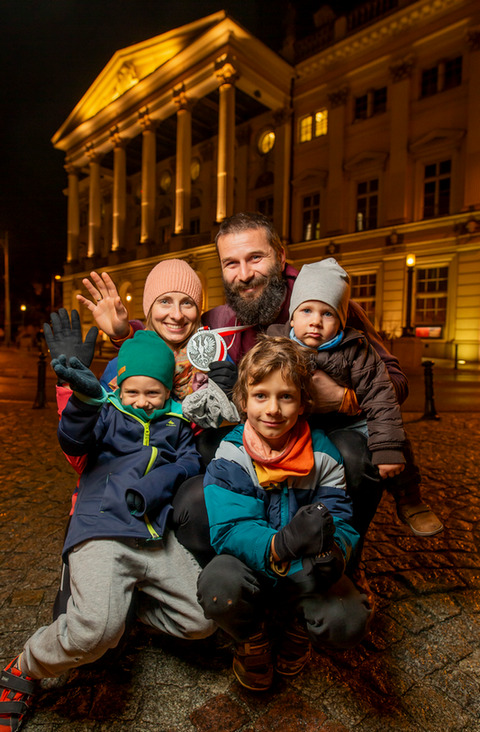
[44,309,98,368]
[274,502,335,562]
[51,355,103,399]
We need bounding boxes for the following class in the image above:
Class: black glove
[126,490,145,516]
[208,360,238,397]
[302,542,345,590]
[44,309,98,368]
[51,355,103,399]
[274,503,335,562]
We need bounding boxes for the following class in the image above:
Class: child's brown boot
[232,624,273,691]
[275,619,311,676]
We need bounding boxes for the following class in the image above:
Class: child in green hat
[0,329,214,732]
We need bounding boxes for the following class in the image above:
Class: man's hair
[215,212,284,258]
[233,335,315,419]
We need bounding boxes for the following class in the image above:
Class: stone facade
[53,1,480,363]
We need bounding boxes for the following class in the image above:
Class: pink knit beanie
[143,259,203,317]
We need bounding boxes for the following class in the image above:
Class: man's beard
[223,262,287,327]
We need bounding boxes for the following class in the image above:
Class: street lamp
[402,253,416,337]
[51,274,62,312]
[0,232,11,346]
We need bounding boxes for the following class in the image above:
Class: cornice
[296,0,465,81]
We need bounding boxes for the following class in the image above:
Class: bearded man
[188,212,442,541]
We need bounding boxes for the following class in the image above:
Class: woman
[77,259,203,400]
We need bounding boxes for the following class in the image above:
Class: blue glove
[51,356,103,399]
[126,490,145,516]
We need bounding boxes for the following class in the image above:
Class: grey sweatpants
[22,530,215,679]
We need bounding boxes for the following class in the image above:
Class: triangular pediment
[53,11,227,143]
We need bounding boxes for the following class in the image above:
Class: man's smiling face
[217,228,287,326]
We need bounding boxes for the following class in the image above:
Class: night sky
[1,0,360,323]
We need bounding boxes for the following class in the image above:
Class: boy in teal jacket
[197,335,371,691]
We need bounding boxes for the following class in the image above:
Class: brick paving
[0,348,479,730]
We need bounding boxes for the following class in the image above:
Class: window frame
[298,108,328,143]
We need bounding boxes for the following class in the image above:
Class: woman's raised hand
[76,271,130,339]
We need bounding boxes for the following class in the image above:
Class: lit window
[356,179,378,231]
[258,130,275,154]
[190,158,200,181]
[314,109,328,137]
[415,266,448,325]
[299,109,328,143]
[299,115,313,142]
[302,193,320,241]
[159,170,172,193]
[351,273,376,321]
[423,160,451,218]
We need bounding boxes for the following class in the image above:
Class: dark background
[0,0,361,329]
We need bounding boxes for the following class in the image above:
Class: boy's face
[244,369,304,450]
[120,375,170,415]
[290,300,341,348]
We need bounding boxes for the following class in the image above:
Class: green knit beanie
[117,330,175,390]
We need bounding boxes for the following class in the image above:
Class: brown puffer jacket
[268,322,406,466]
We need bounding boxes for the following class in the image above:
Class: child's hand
[273,503,335,562]
[126,490,145,515]
[44,309,98,367]
[302,542,345,589]
[51,356,103,399]
[377,463,405,479]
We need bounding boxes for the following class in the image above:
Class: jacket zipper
[113,405,160,540]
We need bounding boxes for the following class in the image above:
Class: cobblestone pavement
[0,373,479,729]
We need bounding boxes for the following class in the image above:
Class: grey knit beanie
[289,258,351,327]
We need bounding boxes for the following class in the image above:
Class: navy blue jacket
[58,392,201,558]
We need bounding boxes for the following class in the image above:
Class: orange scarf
[243,418,314,487]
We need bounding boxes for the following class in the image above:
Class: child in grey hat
[271,257,442,539]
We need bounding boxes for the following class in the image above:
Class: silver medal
[187,329,227,371]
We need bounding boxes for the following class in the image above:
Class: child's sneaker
[232,625,273,691]
[0,656,36,732]
[275,620,311,676]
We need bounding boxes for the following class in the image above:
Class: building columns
[464,31,480,209]
[273,108,292,244]
[111,130,127,251]
[86,149,101,258]
[215,55,238,222]
[326,87,348,235]
[139,110,156,243]
[174,86,192,234]
[65,163,80,262]
[387,58,414,224]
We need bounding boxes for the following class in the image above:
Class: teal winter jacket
[203,424,359,578]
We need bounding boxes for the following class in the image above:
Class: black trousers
[197,554,371,649]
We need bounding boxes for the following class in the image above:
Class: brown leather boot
[275,619,311,676]
[232,624,273,691]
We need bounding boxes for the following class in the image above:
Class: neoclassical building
[53,0,480,363]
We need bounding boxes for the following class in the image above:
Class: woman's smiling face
[148,291,198,348]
